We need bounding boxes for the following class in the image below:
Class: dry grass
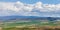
[2,26,60,30]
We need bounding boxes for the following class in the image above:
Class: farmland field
[1,20,60,30]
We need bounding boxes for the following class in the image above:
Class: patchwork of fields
[0,20,60,30]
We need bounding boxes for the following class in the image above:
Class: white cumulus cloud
[0,1,60,17]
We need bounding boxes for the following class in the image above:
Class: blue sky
[0,0,59,4]
[0,0,60,17]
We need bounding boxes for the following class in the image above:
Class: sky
[0,0,60,17]
[0,0,59,4]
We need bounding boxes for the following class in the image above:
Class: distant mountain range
[0,16,60,21]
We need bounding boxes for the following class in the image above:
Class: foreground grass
[3,26,60,30]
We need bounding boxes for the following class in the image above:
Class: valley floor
[1,20,60,30]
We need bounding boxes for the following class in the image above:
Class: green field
[1,20,60,30]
